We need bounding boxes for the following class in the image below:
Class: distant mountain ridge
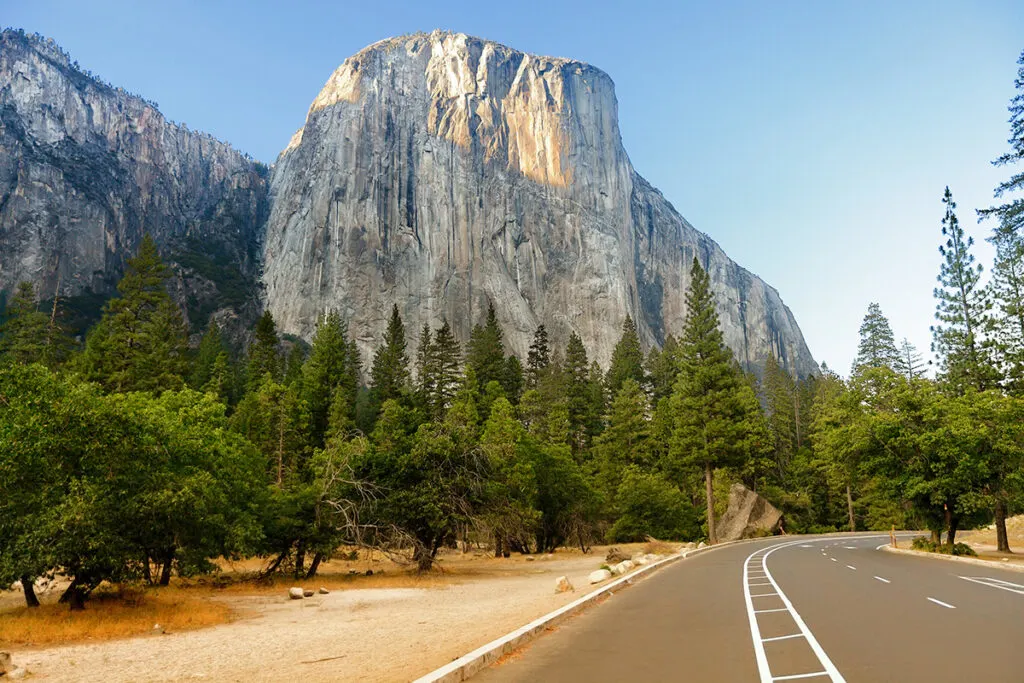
[0,28,816,375]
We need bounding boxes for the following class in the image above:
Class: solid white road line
[755,608,790,613]
[773,672,830,681]
[874,576,890,584]
[749,582,773,586]
[762,633,805,642]
[846,565,856,570]
[751,593,779,598]
[959,576,1024,595]
[927,597,956,609]
[843,546,857,549]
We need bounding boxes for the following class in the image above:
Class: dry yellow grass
[0,586,231,648]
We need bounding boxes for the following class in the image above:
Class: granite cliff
[263,32,816,375]
[0,29,268,335]
[1,29,815,375]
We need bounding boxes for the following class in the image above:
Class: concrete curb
[882,545,1024,573]
[411,539,763,683]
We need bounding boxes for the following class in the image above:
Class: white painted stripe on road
[743,537,897,683]
[843,546,857,549]
[800,544,813,548]
[749,581,773,586]
[959,576,1024,595]
[927,597,956,609]
[830,558,837,562]
[874,576,890,584]
[773,672,830,681]
[751,593,779,597]
[846,565,856,570]
[762,633,805,642]
[875,543,889,550]
[755,608,790,613]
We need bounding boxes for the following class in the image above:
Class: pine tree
[191,322,227,390]
[669,258,755,544]
[502,355,524,405]
[370,304,411,406]
[987,230,1024,392]
[978,49,1024,237]
[647,334,682,402]
[931,187,999,393]
[852,303,901,374]
[78,235,189,393]
[897,338,926,382]
[563,332,594,455]
[302,312,358,447]
[247,311,282,387]
[430,319,462,418]
[415,324,435,411]
[0,282,50,365]
[283,343,307,388]
[526,325,550,389]
[593,379,652,505]
[466,303,506,391]
[605,315,646,397]
[763,353,795,483]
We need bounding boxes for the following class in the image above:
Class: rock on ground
[588,569,613,584]
[717,483,784,542]
[554,576,574,593]
[288,587,304,600]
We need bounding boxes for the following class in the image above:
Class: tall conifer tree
[852,303,901,374]
[370,304,411,405]
[79,235,189,392]
[526,325,551,389]
[670,258,755,544]
[605,315,646,396]
[931,187,999,393]
[247,311,282,387]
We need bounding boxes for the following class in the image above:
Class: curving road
[474,534,1024,682]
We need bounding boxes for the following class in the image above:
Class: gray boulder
[288,587,304,600]
[717,483,783,542]
[588,569,613,584]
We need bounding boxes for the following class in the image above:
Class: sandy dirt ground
[958,515,1024,566]
[3,544,666,682]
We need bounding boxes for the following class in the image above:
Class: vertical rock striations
[0,29,268,333]
[263,32,816,375]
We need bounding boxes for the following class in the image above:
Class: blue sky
[6,0,1024,375]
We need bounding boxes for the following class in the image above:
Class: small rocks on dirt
[318,587,330,594]
[302,589,314,598]
[610,560,635,576]
[554,576,574,593]
[288,587,304,600]
[588,568,613,584]
[525,556,535,562]
[0,652,13,674]
[697,541,707,549]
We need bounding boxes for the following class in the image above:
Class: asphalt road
[475,534,1024,682]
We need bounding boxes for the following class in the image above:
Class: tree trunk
[995,498,1011,553]
[60,577,89,611]
[143,553,153,585]
[413,544,433,572]
[704,461,717,545]
[493,531,503,558]
[295,540,306,578]
[846,484,856,533]
[158,548,174,586]
[21,575,40,608]
[305,552,324,579]
[945,506,957,546]
[930,528,941,545]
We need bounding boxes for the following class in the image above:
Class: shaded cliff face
[264,32,816,375]
[0,30,268,334]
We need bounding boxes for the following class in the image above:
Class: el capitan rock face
[0,30,268,334]
[263,32,816,375]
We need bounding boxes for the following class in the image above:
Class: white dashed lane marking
[874,576,890,584]
[927,597,956,609]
